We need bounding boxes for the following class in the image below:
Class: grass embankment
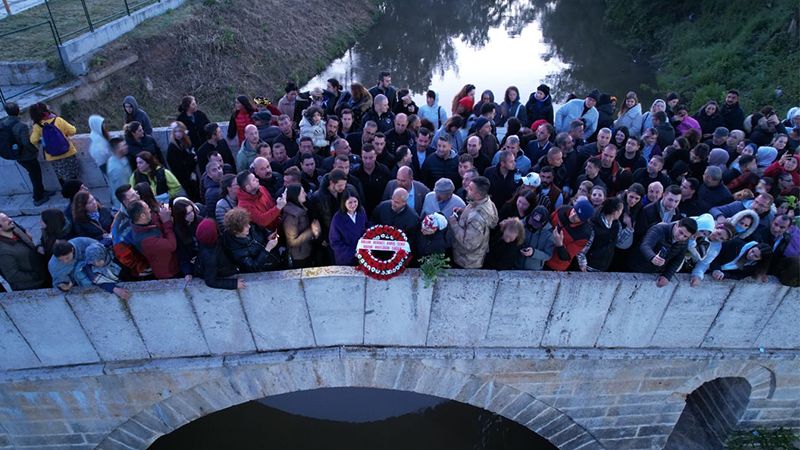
[604,0,799,113]
[0,0,159,60]
[57,0,378,132]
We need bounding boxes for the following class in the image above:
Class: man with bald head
[362,94,395,133]
[371,187,420,237]
[386,112,416,156]
[236,124,263,172]
[465,134,491,174]
[382,166,430,215]
[250,157,283,199]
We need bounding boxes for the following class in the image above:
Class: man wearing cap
[630,217,698,287]
[703,126,729,150]
[545,199,594,271]
[516,206,554,270]
[554,90,600,140]
[422,178,466,218]
[448,176,498,268]
[253,111,280,143]
[421,134,460,189]
[471,117,499,159]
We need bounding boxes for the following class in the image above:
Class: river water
[148,388,558,449]
[303,0,658,111]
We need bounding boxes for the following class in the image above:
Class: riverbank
[604,0,799,113]
[56,0,379,132]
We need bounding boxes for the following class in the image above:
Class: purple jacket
[329,210,367,265]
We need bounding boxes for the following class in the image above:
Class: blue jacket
[329,209,367,265]
[555,99,598,139]
[419,93,448,130]
[614,104,644,138]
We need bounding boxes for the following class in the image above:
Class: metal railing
[42,0,162,44]
[0,20,65,107]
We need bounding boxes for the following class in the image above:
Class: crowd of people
[1,71,799,296]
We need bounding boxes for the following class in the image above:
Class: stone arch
[664,376,752,449]
[95,358,605,450]
[673,362,775,402]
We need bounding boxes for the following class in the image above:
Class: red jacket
[237,186,281,231]
[131,216,179,279]
[545,206,592,271]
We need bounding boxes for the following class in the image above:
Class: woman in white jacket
[614,91,644,138]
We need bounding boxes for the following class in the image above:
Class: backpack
[0,120,20,160]
[40,118,70,157]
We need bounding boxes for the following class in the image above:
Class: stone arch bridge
[0,268,797,449]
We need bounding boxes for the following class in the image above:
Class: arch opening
[665,376,752,450]
[146,387,560,450]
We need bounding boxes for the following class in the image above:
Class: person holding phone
[629,217,698,287]
[223,207,281,272]
[545,199,595,271]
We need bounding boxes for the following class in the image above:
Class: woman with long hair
[133,182,161,213]
[70,191,113,243]
[124,120,163,167]
[497,86,527,127]
[167,121,200,201]
[451,83,476,116]
[215,174,238,231]
[282,184,320,268]
[172,198,200,277]
[130,151,184,204]
[614,91,644,138]
[347,82,373,127]
[37,208,71,259]
[28,102,81,186]
[499,190,539,221]
[177,95,211,149]
[227,95,256,144]
[576,197,632,272]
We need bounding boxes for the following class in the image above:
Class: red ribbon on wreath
[356,225,411,280]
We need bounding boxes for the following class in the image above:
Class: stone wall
[57,0,186,75]
[0,61,54,86]
[0,269,796,372]
[0,269,797,449]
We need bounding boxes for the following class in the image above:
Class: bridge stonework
[0,268,797,449]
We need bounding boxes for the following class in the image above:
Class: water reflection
[303,0,657,109]
[147,388,558,450]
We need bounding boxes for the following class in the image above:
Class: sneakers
[33,194,50,207]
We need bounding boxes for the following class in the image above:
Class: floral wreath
[356,225,411,280]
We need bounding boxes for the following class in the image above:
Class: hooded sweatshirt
[88,115,111,167]
[419,92,448,130]
[123,95,153,136]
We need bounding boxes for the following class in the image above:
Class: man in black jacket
[720,90,745,132]
[634,184,684,243]
[368,71,397,110]
[371,188,420,238]
[421,134,459,190]
[630,217,697,287]
[484,150,519,208]
[2,102,48,205]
